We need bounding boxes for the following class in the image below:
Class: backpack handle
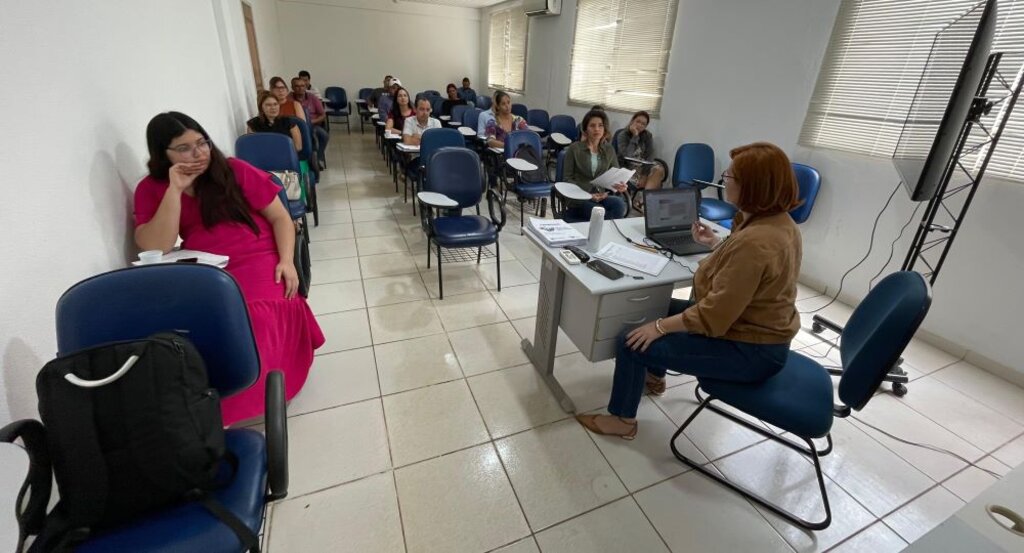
[64,355,139,388]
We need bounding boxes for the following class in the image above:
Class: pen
[631,243,659,253]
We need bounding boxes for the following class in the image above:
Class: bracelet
[655,318,666,335]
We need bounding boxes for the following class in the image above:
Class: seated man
[290,77,329,168]
[458,77,477,106]
[369,74,392,108]
[377,78,401,120]
[298,70,320,98]
[402,96,442,168]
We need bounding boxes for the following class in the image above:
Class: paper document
[590,168,635,191]
[594,243,668,276]
[132,249,229,268]
[527,217,587,248]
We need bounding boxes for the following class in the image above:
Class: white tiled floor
[263,131,1024,552]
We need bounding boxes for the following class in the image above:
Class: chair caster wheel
[811,322,824,334]
[892,382,908,397]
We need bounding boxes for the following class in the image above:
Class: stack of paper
[527,217,587,248]
[132,249,229,268]
[594,243,668,276]
[591,168,636,190]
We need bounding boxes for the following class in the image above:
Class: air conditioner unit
[524,0,561,17]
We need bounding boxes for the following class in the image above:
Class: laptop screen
[644,188,700,234]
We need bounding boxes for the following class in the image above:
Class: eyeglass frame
[167,139,214,156]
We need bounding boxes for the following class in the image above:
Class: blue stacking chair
[476,95,492,111]
[526,109,550,135]
[450,104,469,126]
[511,103,528,119]
[461,107,484,150]
[503,130,553,228]
[25,263,290,551]
[323,86,351,133]
[672,143,732,224]
[550,149,589,224]
[424,89,441,97]
[290,117,320,227]
[417,148,506,299]
[274,184,311,298]
[789,163,822,224]
[235,133,309,225]
[405,128,466,215]
[430,96,445,118]
[547,115,578,158]
[357,87,373,133]
[671,271,932,530]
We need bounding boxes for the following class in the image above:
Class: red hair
[729,142,800,216]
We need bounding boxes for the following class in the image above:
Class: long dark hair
[145,112,260,235]
[390,87,413,122]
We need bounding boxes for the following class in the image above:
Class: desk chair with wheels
[3,264,289,552]
[323,86,351,133]
[417,148,506,299]
[503,130,554,229]
[671,271,932,530]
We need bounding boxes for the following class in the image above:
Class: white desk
[522,217,723,412]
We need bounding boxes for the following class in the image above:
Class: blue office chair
[451,104,469,126]
[323,86,351,133]
[476,95,493,111]
[503,130,553,228]
[417,148,507,299]
[357,87,373,133]
[550,149,589,224]
[430,96,445,119]
[405,128,466,214]
[526,109,550,135]
[39,264,288,551]
[291,117,320,225]
[671,143,731,223]
[547,115,579,157]
[424,89,441,97]
[511,103,529,119]
[671,271,932,530]
[789,163,821,224]
[461,107,484,150]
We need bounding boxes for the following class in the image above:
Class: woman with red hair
[578,142,802,439]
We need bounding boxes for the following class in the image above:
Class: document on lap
[590,168,635,190]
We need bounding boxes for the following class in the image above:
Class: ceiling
[396,0,509,8]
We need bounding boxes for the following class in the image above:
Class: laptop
[643,188,712,256]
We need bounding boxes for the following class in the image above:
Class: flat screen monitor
[893,0,997,202]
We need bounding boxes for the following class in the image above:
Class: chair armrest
[549,132,571,146]
[439,115,451,121]
[457,126,477,136]
[417,191,459,208]
[554,181,593,201]
[527,125,545,133]
[265,370,288,501]
[0,420,51,537]
[486,188,507,231]
[506,158,538,172]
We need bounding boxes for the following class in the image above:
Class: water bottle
[587,206,605,252]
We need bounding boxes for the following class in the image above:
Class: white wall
[481,0,1024,380]
[275,0,481,99]
[0,0,260,425]
[247,0,289,80]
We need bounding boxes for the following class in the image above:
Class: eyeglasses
[721,172,736,181]
[168,139,213,156]
[272,84,288,90]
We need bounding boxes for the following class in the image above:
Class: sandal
[576,414,638,440]
[645,374,667,396]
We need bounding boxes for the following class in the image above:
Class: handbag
[270,170,302,200]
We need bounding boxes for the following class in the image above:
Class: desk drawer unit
[560,279,673,361]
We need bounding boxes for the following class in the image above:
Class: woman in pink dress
[133,111,325,425]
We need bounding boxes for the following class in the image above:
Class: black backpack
[25,332,259,552]
[514,142,548,184]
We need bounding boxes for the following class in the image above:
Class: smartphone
[175,258,199,263]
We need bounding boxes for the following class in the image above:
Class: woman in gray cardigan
[615,111,666,192]
[563,110,629,220]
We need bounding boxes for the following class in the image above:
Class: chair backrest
[430,96,445,117]
[527,109,550,132]
[672,143,715,188]
[424,90,441,97]
[235,133,300,173]
[611,128,627,155]
[511,103,529,119]
[451,104,469,123]
[358,87,373,101]
[420,128,466,169]
[290,116,314,163]
[504,130,543,160]
[549,115,579,141]
[462,107,483,130]
[555,149,568,182]
[324,86,347,106]
[789,163,821,224]
[425,147,483,209]
[54,265,261,397]
[838,271,932,410]
[476,95,492,110]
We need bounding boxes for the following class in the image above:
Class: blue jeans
[568,195,628,221]
[607,300,789,418]
[314,126,329,164]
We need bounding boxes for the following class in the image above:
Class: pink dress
[134,158,325,425]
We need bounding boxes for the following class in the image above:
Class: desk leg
[521,256,577,413]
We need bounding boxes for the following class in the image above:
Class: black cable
[610,220,695,275]
[851,416,1003,479]
[868,202,922,290]
[803,180,904,315]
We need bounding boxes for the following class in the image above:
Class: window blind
[568,0,679,116]
[801,0,1024,182]
[488,8,528,93]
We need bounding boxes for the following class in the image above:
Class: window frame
[487,7,530,95]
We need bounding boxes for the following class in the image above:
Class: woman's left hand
[626,321,663,352]
[275,262,300,299]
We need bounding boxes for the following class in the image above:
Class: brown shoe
[645,374,667,396]
[576,414,638,440]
